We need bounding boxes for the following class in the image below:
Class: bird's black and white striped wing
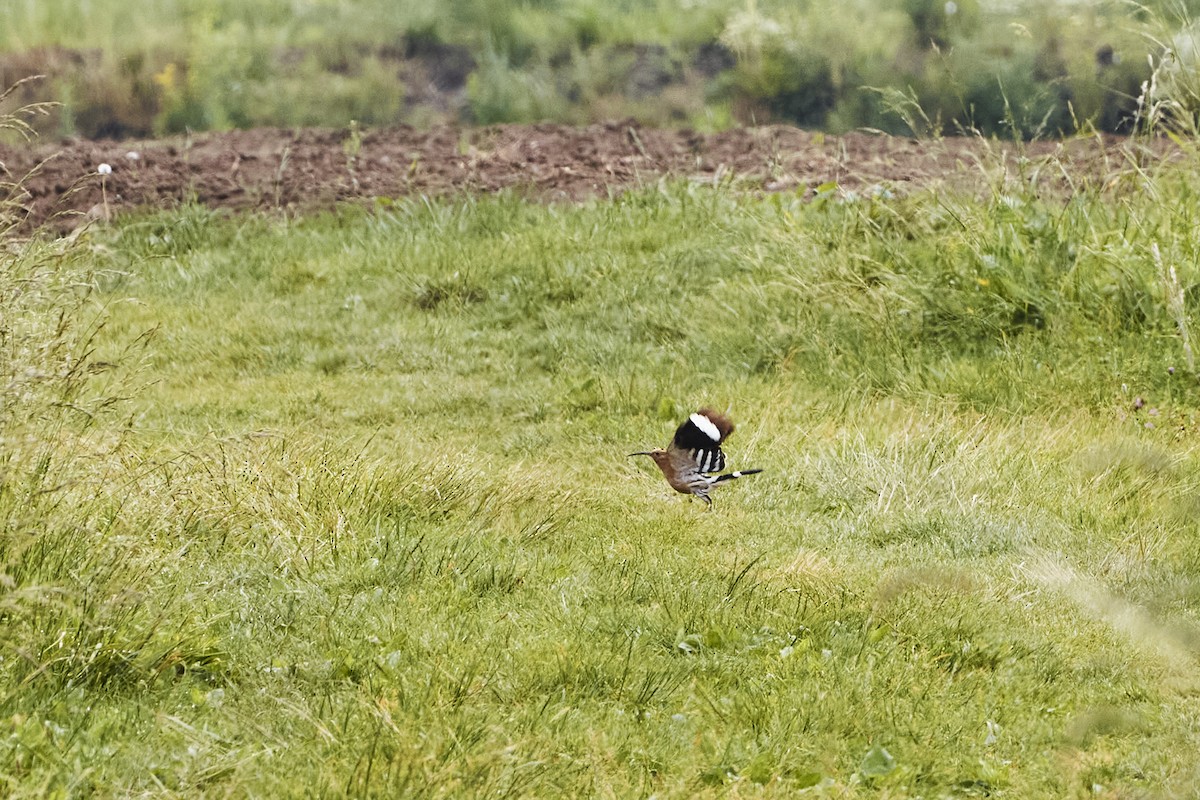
[691,446,725,473]
[672,412,728,474]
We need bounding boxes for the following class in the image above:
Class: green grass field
[4,143,1200,797]
[0,0,1180,137]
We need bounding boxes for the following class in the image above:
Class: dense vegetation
[4,0,1200,138]
[3,98,1200,794]
[4,2,1200,793]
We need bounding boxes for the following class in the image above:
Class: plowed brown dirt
[0,122,1160,230]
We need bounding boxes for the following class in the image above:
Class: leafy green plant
[466,48,565,124]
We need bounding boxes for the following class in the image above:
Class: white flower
[97,163,112,175]
[945,1,958,14]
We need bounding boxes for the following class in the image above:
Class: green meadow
[4,132,1200,797]
[0,0,1187,137]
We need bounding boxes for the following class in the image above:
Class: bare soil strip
[0,123,1154,229]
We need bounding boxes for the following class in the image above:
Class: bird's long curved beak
[628,451,654,457]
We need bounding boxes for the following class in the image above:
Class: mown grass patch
[3,146,1200,796]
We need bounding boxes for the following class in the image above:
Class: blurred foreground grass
[3,139,1200,796]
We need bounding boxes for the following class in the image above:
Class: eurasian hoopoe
[630,408,762,506]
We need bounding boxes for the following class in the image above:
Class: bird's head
[629,449,670,468]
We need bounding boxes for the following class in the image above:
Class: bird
[630,408,762,506]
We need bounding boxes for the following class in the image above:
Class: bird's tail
[710,468,763,484]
